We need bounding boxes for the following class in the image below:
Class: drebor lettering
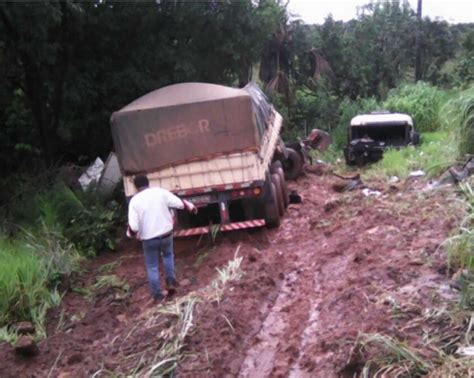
[144,119,211,147]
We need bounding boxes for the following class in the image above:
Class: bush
[4,179,124,257]
[65,199,123,257]
[383,82,446,132]
[440,87,474,157]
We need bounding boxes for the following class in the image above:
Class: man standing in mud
[127,175,197,301]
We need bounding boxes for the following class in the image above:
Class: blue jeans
[142,234,175,297]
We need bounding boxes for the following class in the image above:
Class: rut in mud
[0,173,458,377]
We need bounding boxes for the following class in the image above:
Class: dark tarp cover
[111,82,271,174]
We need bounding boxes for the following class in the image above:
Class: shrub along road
[0,171,468,377]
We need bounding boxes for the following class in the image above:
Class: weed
[91,274,129,294]
[211,246,243,291]
[0,237,53,330]
[211,224,221,243]
[384,82,447,132]
[98,260,121,274]
[440,87,474,156]
[0,325,19,344]
[357,333,434,376]
[443,181,474,309]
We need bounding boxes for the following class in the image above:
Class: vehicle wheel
[282,148,304,180]
[271,173,285,216]
[271,161,289,208]
[275,167,289,208]
[264,182,281,228]
[270,160,283,173]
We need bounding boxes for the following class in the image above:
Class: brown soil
[0,173,460,377]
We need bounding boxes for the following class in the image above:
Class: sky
[288,0,474,25]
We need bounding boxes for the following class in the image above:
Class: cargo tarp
[111,83,260,174]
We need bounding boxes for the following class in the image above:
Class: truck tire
[271,173,285,216]
[274,167,289,208]
[264,182,281,228]
[282,148,304,180]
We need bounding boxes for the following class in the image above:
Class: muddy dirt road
[0,173,459,377]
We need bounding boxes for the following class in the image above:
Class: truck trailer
[111,82,289,237]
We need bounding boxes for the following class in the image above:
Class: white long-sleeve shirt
[128,187,184,240]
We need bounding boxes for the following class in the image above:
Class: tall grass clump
[444,181,474,309]
[0,236,66,335]
[383,82,447,132]
[440,87,474,157]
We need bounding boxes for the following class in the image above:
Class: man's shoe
[153,292,165,302]
[166,278,177,295]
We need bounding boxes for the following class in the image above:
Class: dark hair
[133,175,149,189]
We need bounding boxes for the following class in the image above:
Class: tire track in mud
[237,175,455,377]
[239,177,332,377]
[238,270,300,377]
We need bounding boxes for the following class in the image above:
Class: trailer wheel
[274,167,289,208]
[271,173,285,216]
[282,148,304,180]
[264,182,281,228]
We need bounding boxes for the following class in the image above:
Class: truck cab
[344,112,420,166]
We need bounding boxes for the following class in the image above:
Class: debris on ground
[78,157,104,190]
[423,155,474,190]
[289,190,302,204]
[456,346,474,357]
[14,336,39,357]
[408,170,426,178]
[15,322,35,336]
[389,176,400,184]
[330,172,363,192]
[304,163,325,176]
[78,153,122,195]
[362,188,382,197]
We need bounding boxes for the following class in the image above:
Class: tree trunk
[415,0,423,82]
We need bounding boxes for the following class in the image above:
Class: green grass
[443,180,474,309]
[384,82,448,132]
[440,87,474,157]
[0,237,53,337]
[0,224,82,340]
[364,131,458,180]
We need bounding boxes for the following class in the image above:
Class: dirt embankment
[0,173,459,377]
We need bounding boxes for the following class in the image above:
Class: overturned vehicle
[344,112,420,166]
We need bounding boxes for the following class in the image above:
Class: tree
[0,0,282,170]
[0,2,82,165]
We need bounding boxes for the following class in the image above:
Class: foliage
[365,131,457,179]
[0,1,283,170]
[444,181,474,309]
[440,87,474,157]
[383,82,447,132]
[3,178,123,257]
[65,198,123,257]
[0,233,78,336]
